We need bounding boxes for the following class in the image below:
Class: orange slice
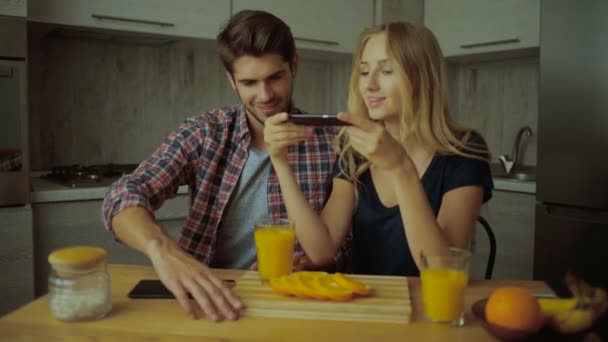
[332,273,373,296]
[280,274,311,298]
[312,275,353,301]
[268,276,291,296]
[292,273,328,300]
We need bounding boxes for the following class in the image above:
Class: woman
[264,22,493,276]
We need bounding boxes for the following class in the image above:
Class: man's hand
[146,237,244,321]
[264,113,313,163]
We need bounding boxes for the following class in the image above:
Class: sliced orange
[311,275,353,301]
[332,273,373,296]
[292,273,328,300]
[268,276,291,296]
[280,274,311,298]
[291,271,328,278]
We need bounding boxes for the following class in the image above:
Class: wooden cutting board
[232,271,411,324]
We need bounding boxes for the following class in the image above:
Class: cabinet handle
[91,14,175,28]
[295,37,339,46]
[0,66,14,78]
[544,204,608,225]
[460,38,520,49]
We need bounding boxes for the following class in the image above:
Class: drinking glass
[420,247,471,326]
[254,218,295,280]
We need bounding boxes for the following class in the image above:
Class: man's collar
[236,104,250,141]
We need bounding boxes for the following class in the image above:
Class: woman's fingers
[338,112,376,131]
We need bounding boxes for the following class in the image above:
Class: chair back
[477,216,496,280]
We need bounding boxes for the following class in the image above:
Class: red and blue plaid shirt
[102,104,338,265]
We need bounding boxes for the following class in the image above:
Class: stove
[43,163,140,188]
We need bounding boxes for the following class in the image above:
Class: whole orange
[485,287,543,332]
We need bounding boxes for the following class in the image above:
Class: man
[101,10,337,321]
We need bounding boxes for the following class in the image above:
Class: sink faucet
[498,126,533,174]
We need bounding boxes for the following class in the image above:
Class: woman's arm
[264,113,356,266]
[273,160,355,265]
[338,112,484,269]
[389,163,483,268]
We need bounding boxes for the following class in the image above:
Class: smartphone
[287,113,350,126]
[128,279,236,299]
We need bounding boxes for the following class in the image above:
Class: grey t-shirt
[211,147,270,269]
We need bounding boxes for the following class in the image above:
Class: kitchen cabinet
[0,205,34,316]
[27,0,229,40]
[375,0,423,25]
[32,195,188,296]
[232,0,375,54]
[0,0,27,17]
[470,190,535,280]
[424,0,540,57]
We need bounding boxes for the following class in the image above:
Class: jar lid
[48,246,107,271]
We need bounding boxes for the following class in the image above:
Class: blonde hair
[335,22,489,186]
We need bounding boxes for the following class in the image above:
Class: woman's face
[358,33,402,122]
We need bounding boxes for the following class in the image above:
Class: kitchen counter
[30,175,535,203]
[492,177,536,194]
[30,177,190,203]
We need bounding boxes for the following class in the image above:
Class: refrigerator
[534,0,608,296]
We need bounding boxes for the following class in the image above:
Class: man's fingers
[197,277,240,320]
[269,125,312,136]
[184,279,221,321]
[170,284,197,319]
[205,271,244,312]
[265,112,289,125]
[271,131,311,143]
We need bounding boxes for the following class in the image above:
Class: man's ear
[225,70,236,90]
[290,53,299,77]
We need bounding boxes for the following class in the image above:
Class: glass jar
[48,246,111,321]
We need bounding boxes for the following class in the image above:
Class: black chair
[477,216,496,280]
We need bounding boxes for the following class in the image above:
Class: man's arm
[111,206,242,321]
[101,121,243,321]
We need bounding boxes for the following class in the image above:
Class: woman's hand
[264,113,313,163]
[338,112,409,171]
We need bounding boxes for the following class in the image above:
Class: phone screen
[287,114,350,126]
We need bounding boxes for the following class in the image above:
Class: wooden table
[0,264,600,341]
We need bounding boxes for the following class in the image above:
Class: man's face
[227,53,297,125]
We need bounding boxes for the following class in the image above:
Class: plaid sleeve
[101,121,199,241]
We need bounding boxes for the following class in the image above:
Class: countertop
[492,177,536,194]
[2,264,590,342]
[30,177,190,203]
[30,175,535,204]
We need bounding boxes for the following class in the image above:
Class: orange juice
[254,226,295,280]
[420,268,468,321]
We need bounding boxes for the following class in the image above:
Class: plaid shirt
[102,104,337,265]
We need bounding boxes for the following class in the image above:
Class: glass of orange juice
[254,218,295,280]
[420,247,471,326]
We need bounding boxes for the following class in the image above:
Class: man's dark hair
[217,10,296,73]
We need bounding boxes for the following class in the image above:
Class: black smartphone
[128,279,236,299]
[128,279,178,299]
[287,113,350,126]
